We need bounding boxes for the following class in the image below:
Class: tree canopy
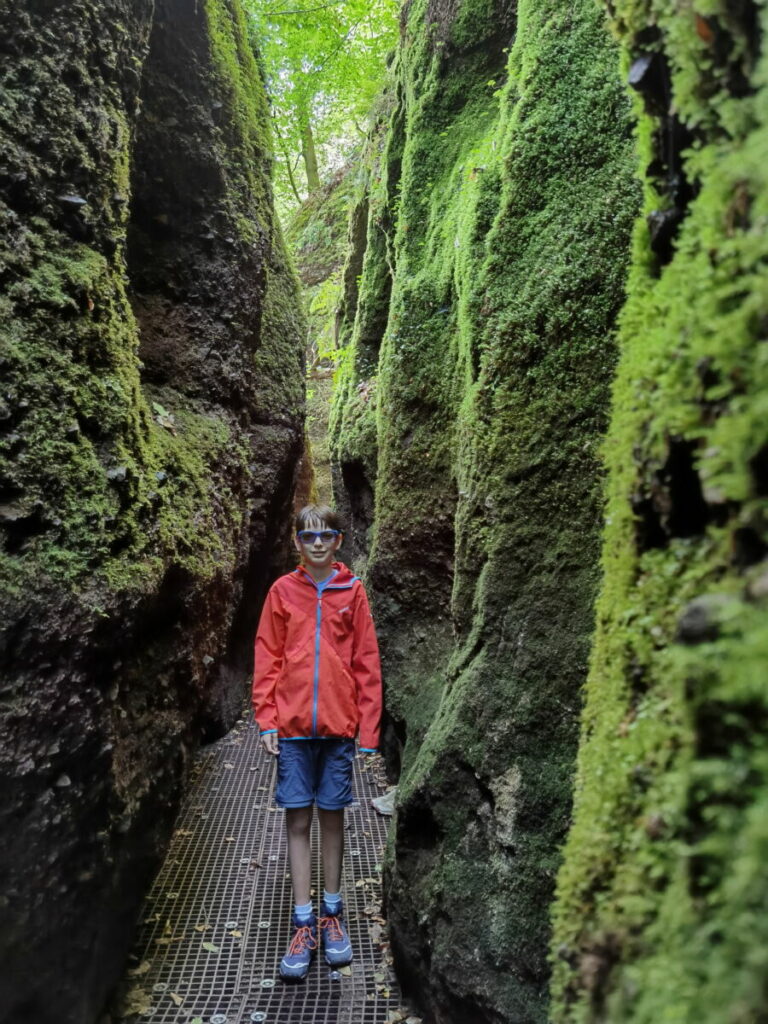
[245,0,398,214]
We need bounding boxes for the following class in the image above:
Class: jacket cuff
[359,747,377,753]
[260,728,277,735]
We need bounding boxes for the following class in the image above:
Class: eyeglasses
[296,529,340,545]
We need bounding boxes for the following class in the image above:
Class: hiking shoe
[319,899,353,966]
[279,913,318,980]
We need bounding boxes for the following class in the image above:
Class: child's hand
[261,732,279,756]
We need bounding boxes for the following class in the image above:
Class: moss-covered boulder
[330,0,639,1018]
[0,2,303,1021]
[550,4,768,1021]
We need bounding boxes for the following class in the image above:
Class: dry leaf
[202,942,220,953]
[338,965,352,976]
[170,992,184,1007]
[194,923,210,932]
[117,986,152,1016]
[695,13,714,43]
[224,836,235,843]
[229,930,243,938]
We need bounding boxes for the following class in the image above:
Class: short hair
[295,504,345,534]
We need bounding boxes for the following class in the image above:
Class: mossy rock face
[0,2,303,1021]
[285,164,360,506]
[550,4,768,1023]
[330,0,638,1018]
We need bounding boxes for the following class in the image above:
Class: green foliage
[244,0,398,214]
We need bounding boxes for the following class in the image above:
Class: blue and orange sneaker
[279,913,318,981]
[319,899,353,966]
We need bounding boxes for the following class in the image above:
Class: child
[252,504,382,980]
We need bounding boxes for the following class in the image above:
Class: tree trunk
[301,119,321,192]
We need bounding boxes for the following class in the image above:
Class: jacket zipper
[307,571,357,738]
[312,593,322,737]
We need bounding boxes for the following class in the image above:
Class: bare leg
[285,806,313,906]
[317,807,345,895]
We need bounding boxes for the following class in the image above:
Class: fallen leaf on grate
[169,992,184,1007]
[194,923,210,932]
[338,965,352,976]
[224,836,235,842]
[202,942,220,953]
[224,763,234,768]
[229,929,243,938]
[116,986,152,1016]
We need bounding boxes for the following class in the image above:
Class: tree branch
[268,1,347,15]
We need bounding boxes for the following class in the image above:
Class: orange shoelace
[319,915,344,941]
[288,924,318,955]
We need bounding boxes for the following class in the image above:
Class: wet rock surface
[329,0,639,1019]
[0,3,303,1023]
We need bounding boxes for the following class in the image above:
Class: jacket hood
[292,561,357,586]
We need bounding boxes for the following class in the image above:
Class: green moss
[0,0,299,611]
[330,0,638,1017]
[204,0,273,242]
[550,3,768,1021]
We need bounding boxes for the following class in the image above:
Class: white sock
[323,889,341,911]
[294,900,313,921]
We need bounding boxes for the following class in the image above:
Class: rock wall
[330,0,639,1019]
[0,2,304,1022]
[285,165,358,505]
[550,4,768,1022]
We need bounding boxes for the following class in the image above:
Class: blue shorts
[275,738,355,810]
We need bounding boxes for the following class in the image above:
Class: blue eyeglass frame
[296,529,341,544]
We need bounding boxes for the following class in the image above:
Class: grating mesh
[117,717,400,1024]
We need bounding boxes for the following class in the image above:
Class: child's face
[294,517,342,571]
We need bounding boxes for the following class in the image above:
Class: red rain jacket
[252,562,382,750]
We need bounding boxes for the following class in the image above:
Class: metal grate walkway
[115,717,403,1024]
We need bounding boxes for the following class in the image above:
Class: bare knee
[285,807,313,838]
[317,807,344,834]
